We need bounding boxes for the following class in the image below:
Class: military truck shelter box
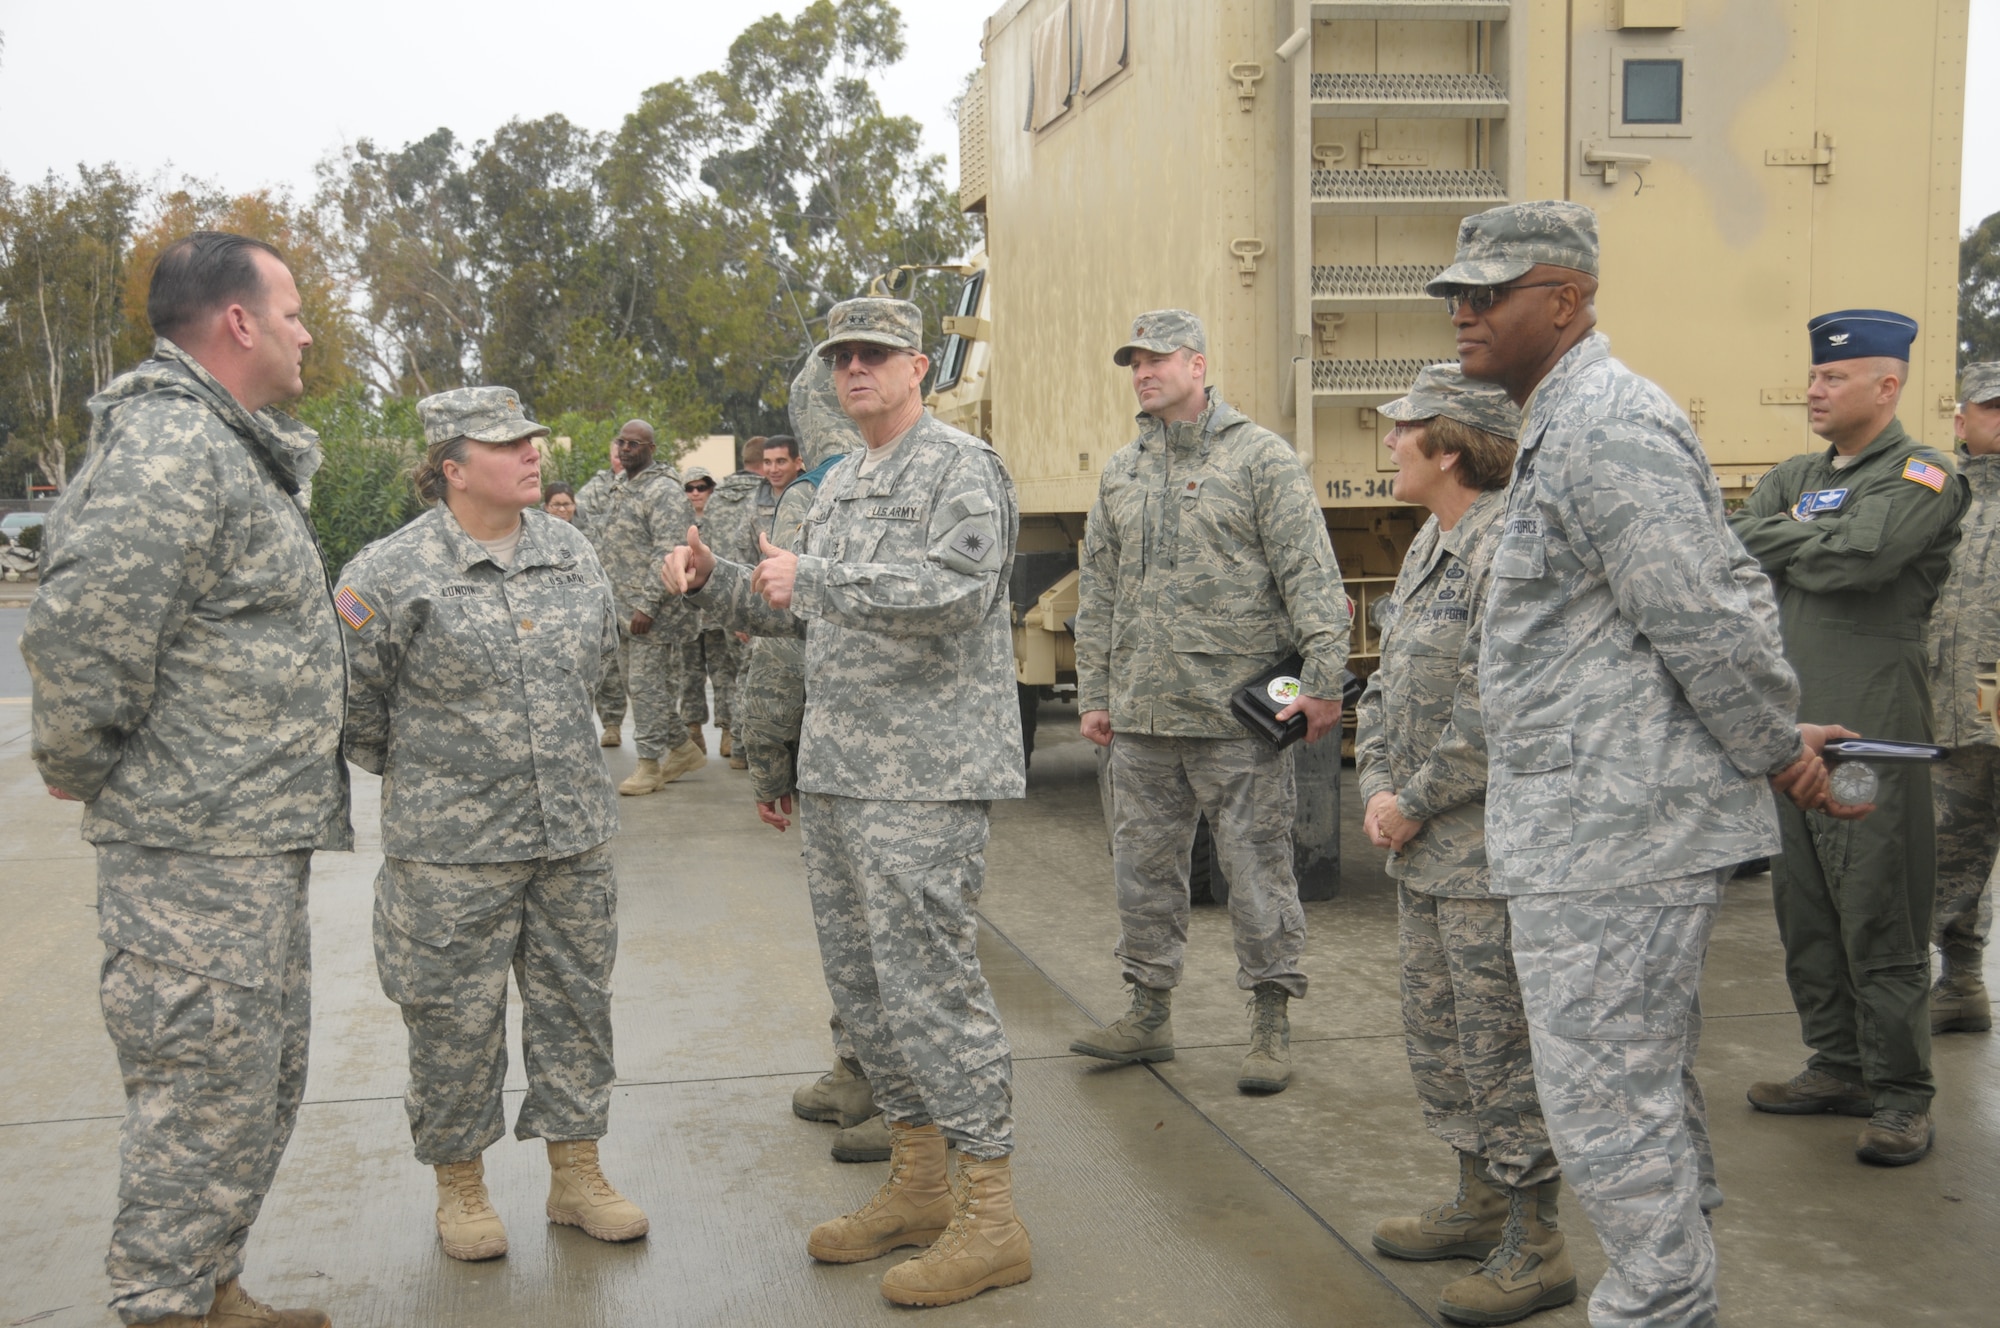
[961,0,1970,591]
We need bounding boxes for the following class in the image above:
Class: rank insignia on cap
[334,585,375,630]
[1902,457,1947,492]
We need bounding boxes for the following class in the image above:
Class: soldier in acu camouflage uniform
[676,465,740,754]
[1440,201,1863,1328]
[667,298,1031,1308]
[1068,309,1351,1096]
[754,355,887,1162]
[701,436,771,767]
[1926,361,2000,1034]
[594,419,705,793]
[23,232,350,1328]
[336,387,648,1266]
[1355,366,1574,1325]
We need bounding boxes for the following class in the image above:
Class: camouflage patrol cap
[1424,201,1600,295]
[1380,362,1521,440]
[1960,362,2000,405]
[813,297,925,359]
[1114,309,1207,367]
[681,465,715,487]
[416,386,549,446]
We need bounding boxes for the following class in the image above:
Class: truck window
[1623,59,1684,125]
[934,271,986,393]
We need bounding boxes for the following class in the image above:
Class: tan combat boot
[807,1120,955,1263]
[546,1140,649,1242]
[617,758,662,796]
[792,1057,877,1127]
[1068,984,1174,1063]
[1856,1108,1935,1166]
[879,1154,1033,1307]
[600,725,622,748]
[1932,948,1992,1033]
[155,1279,331,1328]
[729,747,750,770]
[1437,1178,1576,1325]
[1746,1066,1872,1116]
[718,727,733,758]
[687,722,707,753]
[1239,982,1292,1094]
[832,1112,894,1163]
[434,1156,508,1261]
[1372,1151,1508,1261]
[656,741,706,784]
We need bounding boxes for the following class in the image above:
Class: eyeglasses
[1442,281,1570,317]
[820,344,914,369]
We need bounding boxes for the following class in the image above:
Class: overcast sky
[1,0,1994,230]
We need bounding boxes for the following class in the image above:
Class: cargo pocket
[372,862,457,1008]
[98,887,274,990]
[1489,725,1575,853]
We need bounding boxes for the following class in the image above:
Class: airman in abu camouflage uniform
[1443,202,1858,1328]
[1733,311,1968,1168]
[1354,366,1569,1324]
[23,233,350,1328]
[1069,309,1351,1096]
[337,386,648,1266]
[668,298,1032,1307]
[1926,360,2000,1034]
[593,419,704,793]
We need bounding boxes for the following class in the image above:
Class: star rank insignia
[954,529,992,559]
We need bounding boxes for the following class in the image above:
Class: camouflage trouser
[741,635,807,804]
[95,844,314,1326]
[1398,886,1557,1190]
[679,627,741,729]
[799,793,1014,1159]
[1108,733,1307,997]
[621,618,690,760]
[373,845,619,1164]
[596,626,630,728]
[1509,876,1722,1328]
[1931,744,1998,969]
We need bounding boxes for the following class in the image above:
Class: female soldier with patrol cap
[334,386,648,1263]
[1355,365,1577,1326]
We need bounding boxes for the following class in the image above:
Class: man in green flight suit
[1731,309,1969,1167]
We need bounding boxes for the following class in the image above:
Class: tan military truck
[925,0,1971,894]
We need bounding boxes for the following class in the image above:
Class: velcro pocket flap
[1169,614,1288,656]
[1493,725,1573,774]
[98,888,272,989]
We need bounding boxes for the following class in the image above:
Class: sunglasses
[685,482,715,493]
[1441,281,1570,317]
[820,344,914,369]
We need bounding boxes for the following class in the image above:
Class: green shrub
[298,389,424,576]
[15,522,43,554]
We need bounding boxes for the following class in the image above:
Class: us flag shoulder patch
[1902,457,1947,493]
[334,585,375,630]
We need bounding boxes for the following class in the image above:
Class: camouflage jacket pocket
[1168,613,1288,658]
[1488,725,1576,855]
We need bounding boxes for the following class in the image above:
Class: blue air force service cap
[1808,310,1918,365]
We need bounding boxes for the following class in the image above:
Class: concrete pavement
[1,663,1995,1325]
